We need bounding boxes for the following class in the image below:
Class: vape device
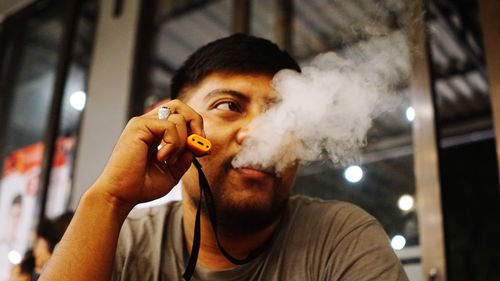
[187,134,211,156]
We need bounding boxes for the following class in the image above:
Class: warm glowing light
[8,250,21,264]
[70,91,86,111]
[344,165,363,183]
[391,235,406,250]
[406,107,415,122]
[398,194,414,211]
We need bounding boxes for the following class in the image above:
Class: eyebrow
[203,88,250,103]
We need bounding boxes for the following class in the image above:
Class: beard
[190,156,290,235]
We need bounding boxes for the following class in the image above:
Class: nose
[236,103,268,145]
[235,120,255,145]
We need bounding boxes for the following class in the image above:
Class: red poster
[0,137,74,280]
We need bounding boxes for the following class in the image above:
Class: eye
[215,101,241,112]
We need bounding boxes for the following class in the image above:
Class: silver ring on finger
[158,106,171,120]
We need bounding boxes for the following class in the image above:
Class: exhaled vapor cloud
[232,31,409,173]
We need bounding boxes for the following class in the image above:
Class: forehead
[183,72,276,104]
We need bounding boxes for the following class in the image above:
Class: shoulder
[285,196,408,280]
[284,196,392,259]
[287,195,377,237]
[288,195,374,218]
[281,195,381,258]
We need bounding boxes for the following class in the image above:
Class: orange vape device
[187,134,211,156]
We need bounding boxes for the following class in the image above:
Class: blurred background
[0,0,499,280]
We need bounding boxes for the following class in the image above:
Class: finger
[151,149,193,185]
[162,113,188,153]
[170,150,194,178]
[156,123,182,164]
[145,100,205,137]
[144,103,170,117]
[152,113,187,153]
[127,117,183,162]
[170,100,205,137]
[131,115,192,167]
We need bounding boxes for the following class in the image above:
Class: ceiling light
[398,194,414,211]
[70,91,87,111]
[344,165,363,183]
[406,107,415,122]
[391,235,406,250]
[8,250,21,264]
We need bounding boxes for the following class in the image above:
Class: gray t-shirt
[113,196,409,281]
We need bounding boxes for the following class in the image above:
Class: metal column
[408,0,447,280]
[275,0,292,52]
[479,0,500,185]
[232,0,250,34]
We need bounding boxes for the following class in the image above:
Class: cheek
[204,121,237,154]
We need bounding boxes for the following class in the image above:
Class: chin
[210,177,289,234]
[185,159,293,233]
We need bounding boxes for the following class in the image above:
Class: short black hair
[20,250,35,274]
[12,194,22,205]
[170,33,301,99]
[37,219,57,252]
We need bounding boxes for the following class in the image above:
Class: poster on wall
[0,137,75,281]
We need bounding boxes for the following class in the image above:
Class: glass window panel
[45,0,98,219]
[147,0,231,107]
[0,1,98,278]
[0,2,65,278]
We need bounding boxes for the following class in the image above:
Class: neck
[181,192,279,270]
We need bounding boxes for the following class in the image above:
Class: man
[40,34,408,280]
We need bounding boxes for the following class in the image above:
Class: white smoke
[232,31,409,173]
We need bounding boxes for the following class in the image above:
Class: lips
[235,166,277,180]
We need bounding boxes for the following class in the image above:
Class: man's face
[182,72,298,232]
[7,202,22,243]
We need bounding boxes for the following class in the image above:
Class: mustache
[222,155,236,173]
[213,153,280,177]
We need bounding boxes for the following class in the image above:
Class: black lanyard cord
[182,158,269,281]
[181,171,202,280]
